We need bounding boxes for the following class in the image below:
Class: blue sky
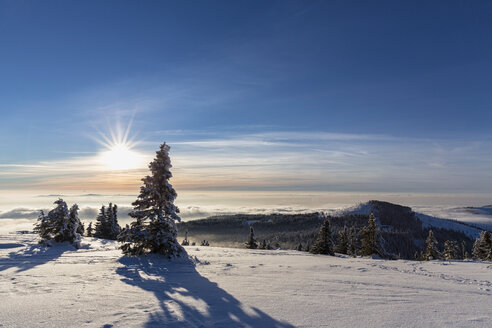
[1,0,492,201]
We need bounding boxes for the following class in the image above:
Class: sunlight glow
[100,143,142,170]
[93,118,147,171]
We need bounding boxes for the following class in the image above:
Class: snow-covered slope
[415,213,482,239]
[337,201,484,239]
[1,230,491,328]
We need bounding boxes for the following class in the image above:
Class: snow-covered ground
[1,229,491,328]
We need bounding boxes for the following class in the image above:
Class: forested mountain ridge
[178,201,487,259]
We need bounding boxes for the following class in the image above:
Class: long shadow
[0,243,70,273]
[117,255,295,328]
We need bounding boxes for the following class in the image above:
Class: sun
[100,143,142,170]
[93,119,146,171]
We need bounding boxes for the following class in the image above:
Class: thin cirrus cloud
[1,130,492,194]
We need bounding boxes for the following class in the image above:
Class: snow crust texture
[1,232,491,327]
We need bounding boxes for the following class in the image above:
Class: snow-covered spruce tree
[472,230,492,260]
[67,204,82,248]
[335,226,349,254]
[245,226,258,249]
[424,229,440,260]
[93,205,108,238]
[34,199,81,246]
[348,226,358,256]
[86,222,93,237]
[461,240,468,260]
[107,203,121,240]
[443,240,459,260]
[310,219,334,255]
[33,210,53,242]
[181,230,190,246]
[118,143,184,257]
[359,213,386,257]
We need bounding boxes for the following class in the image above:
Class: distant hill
[178,200,487,259]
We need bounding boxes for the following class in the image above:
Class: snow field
[1,232,491,327]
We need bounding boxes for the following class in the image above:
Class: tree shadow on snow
[0,243,70,273]
[117,256,295,328]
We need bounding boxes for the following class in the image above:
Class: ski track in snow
[0,231,492,328]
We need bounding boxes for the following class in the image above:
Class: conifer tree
[335,226,349,254]
[107,203,121,240]
[359,213,386,257]
[472,230,492,260]
[424,229,440,260]
[34,199,81,246]
[181,231,190,246]
[34,210,53,242]
[310,219,334,255]
[443,240,459,260]
[259,239,267,250]
[245,226,258,249]
[461,240,467,260]
[296,243,303,251]
[67,204,82,248]
[86,222,94,237]
[93,205,108,239]
[118,143,184,257]
[348,226,358,256]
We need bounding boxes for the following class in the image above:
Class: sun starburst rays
[92,119,146,171]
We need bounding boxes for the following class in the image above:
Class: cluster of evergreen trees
[87,203,121,240]
[34,199,84,248]
[414,229,492,261]
[34,142,185,258]
[306,213,387,258]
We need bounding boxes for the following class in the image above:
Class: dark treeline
[178,201,488,260]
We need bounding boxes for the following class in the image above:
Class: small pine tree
[107,203,121,240]
[296,243,303,251]
[461,240,467,260]
[424,230,440,260]
[245,226,258,249]
[181,231,190,246]
[443,240,459,260]
[259,239,267,250]
[93,205,108,239]
[34,210,52,242]
[348,226,358,256]
[118,143,184,257]
[335,226,349,254]
[414,250,420,261]
[359,213,386,257]
[86,222,93,237]
[67,204,83,248]
[310,219,334,255]
[472,231,492,260]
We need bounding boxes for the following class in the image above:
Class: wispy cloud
[2,129,492,194]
